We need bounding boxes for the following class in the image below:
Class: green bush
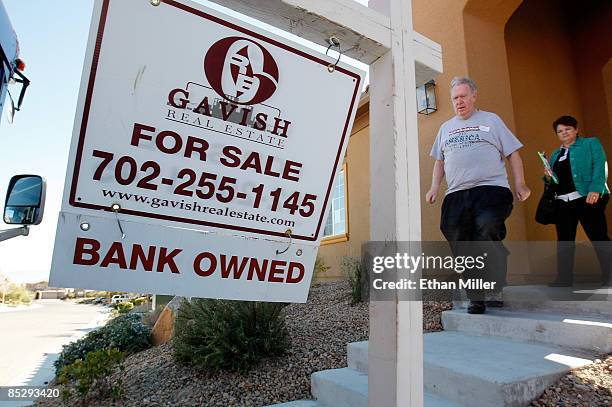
[115,301,134,314]
[313,255,330,278]
[173,299,289,372]
[54,313,151,374]
[131,296,147,306]
[58,348,124,401]
[5,284,32,304]
[341,256,363,304]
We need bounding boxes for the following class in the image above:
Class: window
[323,167,347,238]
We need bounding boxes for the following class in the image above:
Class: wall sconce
[417,80,437,115]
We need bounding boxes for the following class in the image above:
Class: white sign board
[62,0,364,241]
[51,213,317,302]
[50,0,364,302]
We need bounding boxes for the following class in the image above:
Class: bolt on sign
[49,0,365,302]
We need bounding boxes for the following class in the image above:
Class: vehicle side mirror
[3,175,46,225]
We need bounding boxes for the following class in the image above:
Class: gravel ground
[34,281,611,406]
[531,355,612,406]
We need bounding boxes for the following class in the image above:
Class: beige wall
[505,0,584,241]
[316,109,370,280]
[505,0,612,243]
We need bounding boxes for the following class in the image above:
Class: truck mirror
[3,175,46,225]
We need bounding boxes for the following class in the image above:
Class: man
[426,77,530,314]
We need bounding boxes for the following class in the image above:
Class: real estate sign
[50,0,364,302]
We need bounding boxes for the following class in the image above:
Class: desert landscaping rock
[531,354,612,407]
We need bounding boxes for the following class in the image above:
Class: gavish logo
[204,37,279,105]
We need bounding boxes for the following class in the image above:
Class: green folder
[538,151,558,184]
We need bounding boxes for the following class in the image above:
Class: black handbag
[535,179,557,225]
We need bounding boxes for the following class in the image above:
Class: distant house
[25,280,48,291]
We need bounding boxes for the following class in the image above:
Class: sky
[0,0,368,284]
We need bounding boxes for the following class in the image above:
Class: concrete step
[264,401,321,407]
[498,286,612,317]
[347,341,368,374]
[264,392,462,407]
[309,365,462,407]
[424,331,594,407]
[342,336,594,407]
[312,368,367,407]
[442,309,612,353]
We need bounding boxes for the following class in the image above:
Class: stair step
[309,365,463,407]
[347,341,368,374]
[424,331,594,407]
[442,308,612,352]
[312,368,367,407]
[499,286,612,317]
[264,401,321,407]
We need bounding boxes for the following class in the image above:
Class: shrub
[173,299,289,372]
[115,301,134,314]
[313,255,330,278]
[131,296,147,306]
[58,348,125,401]
[5,284,31,304]
[54,313,151,374]
[341,256,363,304]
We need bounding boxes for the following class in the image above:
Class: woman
[546,115,611,287]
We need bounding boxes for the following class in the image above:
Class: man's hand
[586,192,600,204]
[425,187,439,204]
[515,183,531,202]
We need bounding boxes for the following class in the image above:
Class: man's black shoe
[467,301,486,314]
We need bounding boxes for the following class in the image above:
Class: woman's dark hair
[553,115,578,131]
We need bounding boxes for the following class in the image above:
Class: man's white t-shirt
[430,110,523,195]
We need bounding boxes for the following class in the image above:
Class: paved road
[0,300,109,386]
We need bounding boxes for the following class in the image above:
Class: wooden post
[368,0,424,405]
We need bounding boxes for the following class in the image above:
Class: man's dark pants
[440,186,513,300]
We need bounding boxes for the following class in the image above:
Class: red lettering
[254,112,267,130]
[240,152,262,173]
[73,237,100,266]
[220,146,241,167]
[263,155,281,178]
[129,244,155,272]
[220,255,249,279]
[247,258,268,281]
[157,248,182,273]
[193,252,216,277]
[286,262,305,283]
[271,118,291,137]
[168,88,189,109]
[100,242,128,269]
[155,131,182,154]
[219,101,238,121]
[192,97,211,116]
[268,260,286,282]
[131,123,155,146]
[239,107,251,126]
[184,136,209,161]
[283,161,302,182]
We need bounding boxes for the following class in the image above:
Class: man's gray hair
[450,76,477,93]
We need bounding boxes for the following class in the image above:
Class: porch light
[417,80,437,115]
